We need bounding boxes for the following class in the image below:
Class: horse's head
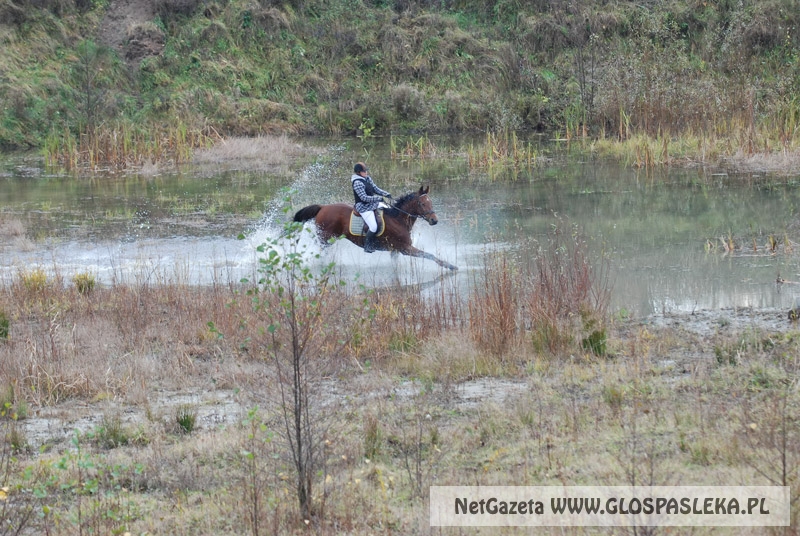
[402,185,437,225]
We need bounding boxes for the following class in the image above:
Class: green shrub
[582,329,607,356]
[72,272,96,295]
[19,268,47,292]
[95,413,130,449]
[0,310,9,339]
[176,405,197,434]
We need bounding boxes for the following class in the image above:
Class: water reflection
[1,140,799,316]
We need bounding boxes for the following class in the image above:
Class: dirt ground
[4,298,800,534]
[98,0,162,68]
[16,305,796,453]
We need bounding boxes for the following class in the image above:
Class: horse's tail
[293,205,322,223]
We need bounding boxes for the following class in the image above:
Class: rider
[351,162,392,253]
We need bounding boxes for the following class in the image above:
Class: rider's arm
[367,176,391,198]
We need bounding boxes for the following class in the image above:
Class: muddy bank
[17,306,797,453]
[645,307,792,336]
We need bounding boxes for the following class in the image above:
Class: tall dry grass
[468,252,519,357]
[0,222,612,415]
[191,134,305,169]
[468,226,611,359]
[0,268,251,408]
[0,222,623,534]
[44,122,221,173]
[3,255,800,534]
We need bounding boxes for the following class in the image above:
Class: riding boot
[364,230,378,253]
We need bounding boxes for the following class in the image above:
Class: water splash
[0,154,471,296]
[240,148,468,291]
[238,148,348,275]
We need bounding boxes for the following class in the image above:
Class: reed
[389,134,441,160]
[44,121,220,172]
[468,252,519,357]
[593,106,800,172]
[465,131,538,175]
[464,225,611,359]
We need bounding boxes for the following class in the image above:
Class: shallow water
[2,137,799,316]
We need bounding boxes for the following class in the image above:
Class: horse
[292,185,458,271]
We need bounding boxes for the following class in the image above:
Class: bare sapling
[243,191,371,525]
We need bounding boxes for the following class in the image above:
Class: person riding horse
[351,162,393,253]
[293,184,458,270]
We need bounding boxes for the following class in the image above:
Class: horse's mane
[386,191,418,217]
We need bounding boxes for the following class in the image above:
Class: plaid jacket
[351,174,391,213]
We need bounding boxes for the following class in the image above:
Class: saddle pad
[349,211,385,237]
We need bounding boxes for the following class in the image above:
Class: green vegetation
[0,310,8,340]
[18,268,48,293]
[71,272,96,295]
[175,405,197,434]
[2,0,799,168]
[2,2,800,530]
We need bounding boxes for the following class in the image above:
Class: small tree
[740,385,800,533]
[244,194,369,523]
[69,40,125,136]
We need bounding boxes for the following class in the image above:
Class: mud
[645,307,790,336]
[19,389,243,451]
[17,376,537,453]
[14,306,797,454]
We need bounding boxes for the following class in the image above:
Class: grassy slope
[1,0,799,151]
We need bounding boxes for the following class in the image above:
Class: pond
[1,136,799,317]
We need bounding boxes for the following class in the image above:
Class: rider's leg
[362,211,378,253]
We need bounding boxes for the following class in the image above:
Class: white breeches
[362,210,378,233]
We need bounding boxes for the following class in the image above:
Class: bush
[95,413,130,449]
[176,405,197,434]
[391,83,426,121]
[72,272,96,295]
[20,268,47,293]
[0,310,9,340]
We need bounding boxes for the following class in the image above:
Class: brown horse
[292,185,458,271]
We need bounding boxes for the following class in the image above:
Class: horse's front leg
[401,245,458,271]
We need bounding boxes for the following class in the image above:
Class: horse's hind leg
[401,246,458,271]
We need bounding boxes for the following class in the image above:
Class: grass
[191,133,305,169]
[44,121,221,173]
[3,0,800,175]
[465,131,539,175]
[175,405,197,434]
[591,125,800,175]
[71,272,95,295]
[0,240,798,533]
[0,310,8,340]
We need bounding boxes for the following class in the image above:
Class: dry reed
[1,262,798,534]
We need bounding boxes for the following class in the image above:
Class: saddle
[349,208,386,237]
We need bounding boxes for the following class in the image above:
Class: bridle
[391,194,436,223]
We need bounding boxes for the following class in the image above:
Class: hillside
[1,0,799,152]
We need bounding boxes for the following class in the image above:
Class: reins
[389,194,434,219]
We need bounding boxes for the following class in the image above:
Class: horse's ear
[420,185,429,195]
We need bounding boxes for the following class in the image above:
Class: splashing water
[243,151,466,292]
[0,146,465,297]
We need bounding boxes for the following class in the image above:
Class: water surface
[2,139,799,316]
